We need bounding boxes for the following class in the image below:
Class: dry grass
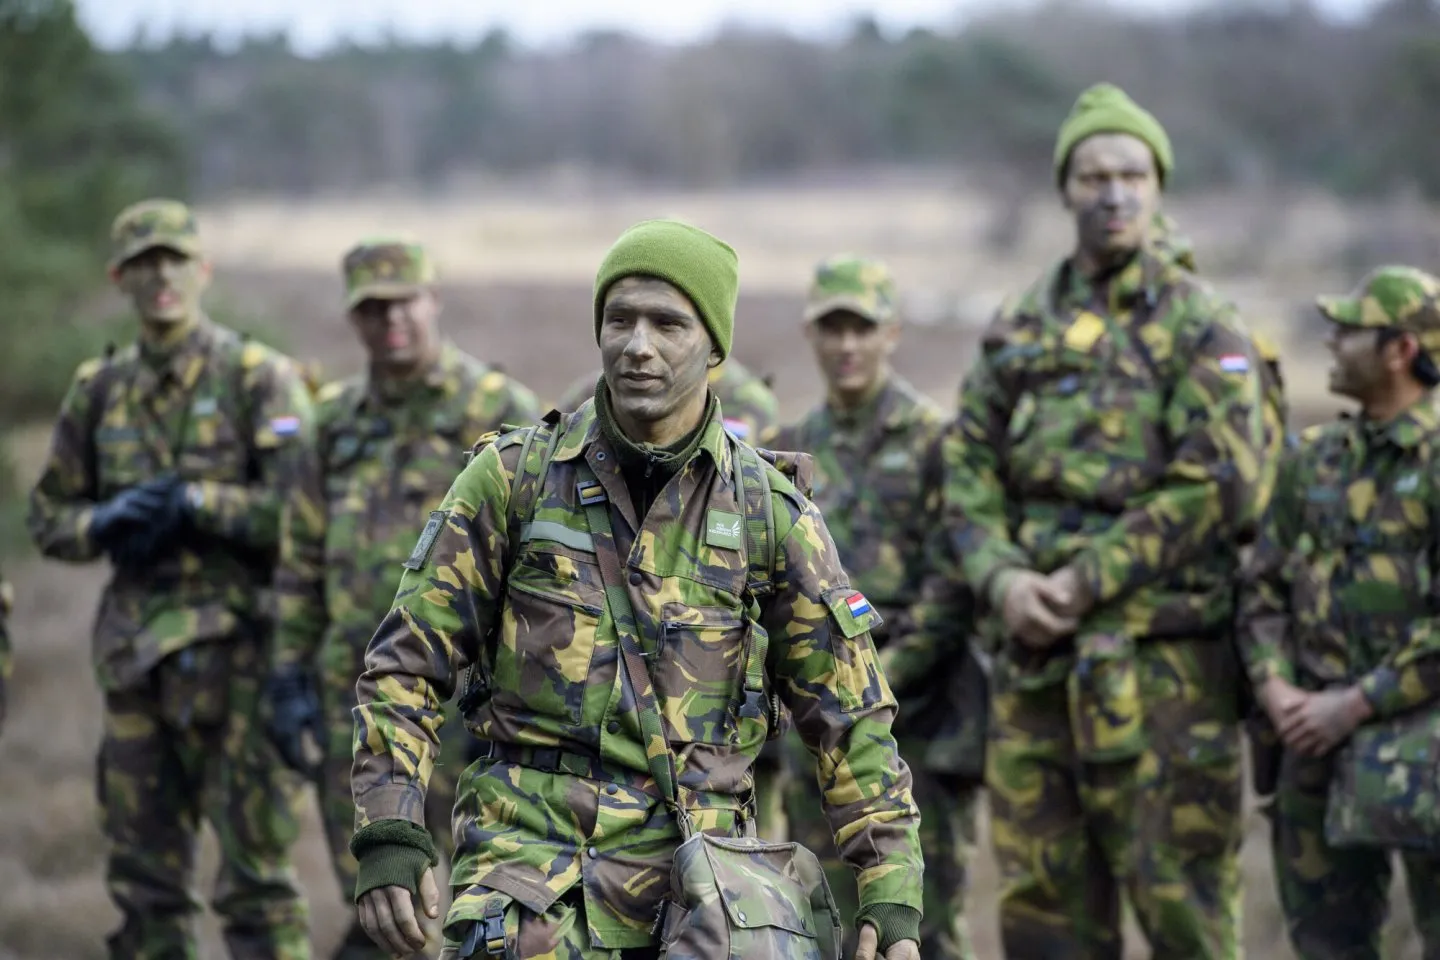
[0,184,1427,958]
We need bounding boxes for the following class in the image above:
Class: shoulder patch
[823,587,884,639]
[403,511,447,571]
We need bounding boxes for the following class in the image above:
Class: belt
[478,741,754,815]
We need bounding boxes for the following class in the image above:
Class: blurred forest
[115,0,1440,200]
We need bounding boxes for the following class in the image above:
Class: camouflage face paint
[1063,133,1161,274]
[599,277,715,441]
[115,247,208,326]
[348,291,441,372]
[1325,324,1386,402]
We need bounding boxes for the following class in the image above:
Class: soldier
[27,199,313,959]
[0,568,11,735]
[268,239,543,960]
[768,255,976,960]
[345,218,923,960]
[944,84,1274,957]
[555,356,779,444]
[1238,265,1440,959]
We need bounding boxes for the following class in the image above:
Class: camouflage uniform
[349,392,924,958]
[27,200,313,960]
[768,257,976,960]
[948,248,1272,958]
[0,567,11,734]
[272,241,543,959]
[1238,266,1440,959]
[556,358,779,445]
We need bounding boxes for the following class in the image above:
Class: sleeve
[1069,309,1270,606]
[271,401,330,670]
[946,341,1031,606]
[350,441,514,828]
[27,363,106,562]
[186,355,315,552]
[1236,448,1302,688]
[1356,470,1440,718]
[764,494,923,914]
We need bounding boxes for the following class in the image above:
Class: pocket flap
[822,587,883,639]
[701,837,819,938]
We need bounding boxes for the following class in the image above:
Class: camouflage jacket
[1238,400,1440,718]
[768,375,944,642]
[272,342,542,670]
[558,359,780,445]
[946,250,1273,669]
[27,317,315,690]
[351,401,922,948]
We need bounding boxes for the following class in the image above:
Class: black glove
[112,475,191,567]
[91,485,167,553]
[265,665,324,775]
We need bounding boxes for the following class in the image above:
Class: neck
[828,370,888,414]
[371,345,440,385]
[1362,382,1427,423]
[139,313,198,351]
[613,388,710,448]
[1073,243,1141,282]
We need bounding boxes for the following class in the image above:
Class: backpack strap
[731,438,782,734]
[457,409,564,714]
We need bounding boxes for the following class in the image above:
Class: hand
[854,923,919,960]
[1000,570,1077,650]
[90,484,168,551]
[1258,674,1306,727]
[265,666,324,775]
[1045,565,1094,620]
[112,475,191,566]
[1277,686,1373,757]
[357,868,440,957]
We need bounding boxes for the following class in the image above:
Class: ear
[707,348,722,369]
[1397,332,1422,370]
[107,264,122,286]
[879,321,902,355]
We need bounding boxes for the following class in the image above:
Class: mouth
[617,371,664,392]
[385,329,410,350]
[153,289,180,310]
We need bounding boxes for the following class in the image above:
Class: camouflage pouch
[1066,631,1145,763]
[1325,707,1440,851]
[655,830,843,960]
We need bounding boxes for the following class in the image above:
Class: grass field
[2,182,1425,958]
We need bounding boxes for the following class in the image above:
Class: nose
[1099,179,1125,207]
[623,321,657,360]
[386,300,408,326]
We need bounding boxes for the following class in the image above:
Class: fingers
[367,887,414,956]
[853,923,878,960]
[884,939,922,960]
[420,867,441,920]
[387,883,428,951]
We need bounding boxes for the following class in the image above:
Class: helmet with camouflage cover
[342,238,436,309]
[109,198,204,270]
[803,254,898,325]
[1317,265,1440,358]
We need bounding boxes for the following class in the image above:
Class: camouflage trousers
[781,727,978,960]
[1271,749,1440,960]
[439,888,658,960]
[98,635,310,960]
[987,637,1244,960]
[318,643,463,960]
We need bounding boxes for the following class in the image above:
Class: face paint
[115,247,208,326]
[1063,133,1162,270]
[600,277,714,436]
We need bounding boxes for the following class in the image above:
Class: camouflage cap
[804,255,898,325]
[342,238,436,309]
[109,198,203,269]
[1317,265,1440,356]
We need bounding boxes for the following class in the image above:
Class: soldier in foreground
[346,218,923,960]
[1239,265,1440,959]
[768,255,976,960]
[27,199,313,959]
[944,84,1272,957]
[555,355,778,444]
[268,239,542,960]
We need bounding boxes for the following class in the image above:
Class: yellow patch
[1347,479,1377,522]
[1063,311,1107,353]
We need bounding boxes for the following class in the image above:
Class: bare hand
[1258,675,1307,727]
[357,868,440,957]
[1277,687,1373,757]
[1001,570,1077,649]
[854,922,920,960]
[1045,565,1094,620]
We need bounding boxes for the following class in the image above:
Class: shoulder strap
[573,461,692,837]
[732,439,779,728]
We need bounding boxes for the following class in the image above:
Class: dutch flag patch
[1218,354,1250,374]
[723,417,750,440]
[269,415,301,435]
[845,592,872,617]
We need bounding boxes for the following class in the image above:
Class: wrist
[855,903,921,953]
[1348,685,1375,725]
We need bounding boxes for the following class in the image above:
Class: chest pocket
[656,601,748,746]
[175,385,250,482]
[493,545,606,725]
[997,313,1170,509]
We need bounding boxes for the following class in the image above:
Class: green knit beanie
[1053,82,1173,189]
[593,219,739,359]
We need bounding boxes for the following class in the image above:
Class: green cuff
[855,903,922,953]
[985,568,1021,613]
[350,819,438,903]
